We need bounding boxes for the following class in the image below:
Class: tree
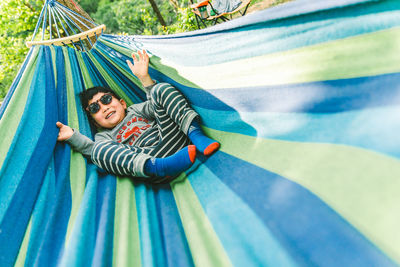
[0,0,41,100]
[147,0,166,27]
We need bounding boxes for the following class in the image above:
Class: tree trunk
[147,0,167,27]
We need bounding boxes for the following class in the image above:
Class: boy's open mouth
[106,111,115,119]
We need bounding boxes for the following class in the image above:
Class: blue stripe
[29,45,73,267]
[135,184,167,266]
[91,44,147,103]
[32,168,73,266]
[138,71,400,155]
[59,166,98,267]
[92,172,116,267]
[154,71,400,158]
[0,46,58,266]
[81,52,109,86]
[24,157,57,266]
[55,46,73,184]
[153,183,194,267]
[181,73,400,113]
[203,152,396,266]
[188,161,297,266]
[68,47,94,139]
[197,105,400,159]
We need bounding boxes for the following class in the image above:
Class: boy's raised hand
[56,122,74,141]
[126,50,155,87]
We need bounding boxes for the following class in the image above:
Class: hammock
[0,0,400,266]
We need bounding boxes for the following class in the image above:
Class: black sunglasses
[87,94,113,114]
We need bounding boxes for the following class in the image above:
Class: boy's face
[88,92,127,129]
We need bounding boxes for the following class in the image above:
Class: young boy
[56,50,219,182]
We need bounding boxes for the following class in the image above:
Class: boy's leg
[149,83,198,138]
[91,140,196,180]
[144,145,196,177]
[91,140,152,178]
[150,83,219,156]
[187,119,220,156]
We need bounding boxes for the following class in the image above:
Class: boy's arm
[91,136,151,177]
[56,122,151,177]
[126,50,155,88]
[126,49,159,119]
[56,121,74,141]
[56,121,93,158]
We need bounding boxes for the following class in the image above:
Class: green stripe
[100,27,400,90]
[272,26,400,84]
[205,127,400,264]
[97,39,201,89]
[0,47,40,168]
[150,55,201,88]
[171,175,232,267]
[113,178,141,267]
[97,39,132,59]
[62,47,88,244]
[14,219,32,267]
[50,46,57,85]
[155,27,400,89]
[76,52,94,88]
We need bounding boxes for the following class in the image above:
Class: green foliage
[78,0,100,15]
[80,0,197,35]
[159,7,198,34]
[273,0,291,5]
[109,1,160,35]
[0,0,41,100]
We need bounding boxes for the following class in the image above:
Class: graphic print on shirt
[116,116,151,145]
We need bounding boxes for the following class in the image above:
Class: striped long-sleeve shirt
[66,82,198,180]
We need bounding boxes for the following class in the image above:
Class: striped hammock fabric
[0,0,400,266]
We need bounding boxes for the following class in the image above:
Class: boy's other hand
[56,122,74,141]
[126,49,155,87]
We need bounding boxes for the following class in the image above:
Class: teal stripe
[16,156,56,266]
[0,47,46,224]
[207,128,400,263]
[0,47,39,168]
[188,164,297,266]
[196,106,400,158]
[171,174,233,266]
[135,184,166,267]
[59,168,98,267]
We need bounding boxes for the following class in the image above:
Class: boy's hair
[79,86,123,126]
[79,86,122,111]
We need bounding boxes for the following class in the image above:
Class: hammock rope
[28,0,102,51]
